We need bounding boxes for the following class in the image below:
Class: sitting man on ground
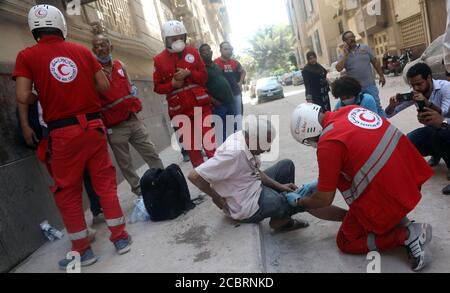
[188,117,346,231]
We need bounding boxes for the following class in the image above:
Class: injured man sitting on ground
[188,116,347,231]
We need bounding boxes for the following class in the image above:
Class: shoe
[58,248,98,270]
[114,235,133,255]
[92,213,105,225]
[443,185,450,195]
[405,223,432,272]
[427,156,441,167]
[276,219,309,232]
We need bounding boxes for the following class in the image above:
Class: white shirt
[195,131,262,220]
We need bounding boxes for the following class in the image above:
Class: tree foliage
[246,24,296,77]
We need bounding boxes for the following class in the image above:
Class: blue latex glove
[285,180,318,207]
[130,84,138,97]
[295,180,318,197]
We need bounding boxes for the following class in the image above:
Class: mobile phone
[416,99,426,112]
[396,92,413,102]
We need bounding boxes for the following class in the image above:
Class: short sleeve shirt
[338,44,376,88]
[13,35,102,123]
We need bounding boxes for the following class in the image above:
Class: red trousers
[175,106,216,168]
[336,208,408,254]
[49,117,128,254]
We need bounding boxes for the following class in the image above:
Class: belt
[47,113,101,132]
[101,94,134,111]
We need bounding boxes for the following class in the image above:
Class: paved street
[13,76,450,273]
[245,76,450,273]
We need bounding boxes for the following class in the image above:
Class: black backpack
[140,164,195,222]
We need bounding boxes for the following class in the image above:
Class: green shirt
[205,63,234,106]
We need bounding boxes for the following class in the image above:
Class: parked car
[255,77,285,103]
[403,35,446,83]
[292,70,304,86]
[281,72,294,86]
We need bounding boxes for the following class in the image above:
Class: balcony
[354,1,388,36]
[173,0,194,17]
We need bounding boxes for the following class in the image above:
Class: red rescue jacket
[99,60,142,128]
[153,46,211,118]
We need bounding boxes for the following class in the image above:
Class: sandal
[277,219,309,232]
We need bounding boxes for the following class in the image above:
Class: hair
[219,41,231,49]
[32,27,64,41]
[93,34,112,45]
[198,43,210,51]
[406,62,433,80]
[342,31,354,42]
[306,51,317,61]
[331,76,362,99]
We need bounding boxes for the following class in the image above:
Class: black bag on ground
[140,164,195,222]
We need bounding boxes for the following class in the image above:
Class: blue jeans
[408,126,450,168]
[362,85,386,118]
[213,105,234,145]
[241,160,305,224]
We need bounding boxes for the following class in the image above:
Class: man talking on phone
[385,63,450,195]
[336,31,386,117]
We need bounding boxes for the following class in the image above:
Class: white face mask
[170,40,186,53]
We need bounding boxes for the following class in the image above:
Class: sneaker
[92,213,105,225]
[58,248,98,271]
[405,223,432,272]
[427,156,440,167]
[114,235,133,255]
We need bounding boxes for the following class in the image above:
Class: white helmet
[28,4,67,40]
[161,20,187,43]
[291,103,323,145]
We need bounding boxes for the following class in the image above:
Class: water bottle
[40,221,64,241]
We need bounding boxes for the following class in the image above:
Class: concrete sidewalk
[12,146,265,273]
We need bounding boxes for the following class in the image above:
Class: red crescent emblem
[35,8,47,18]
[57,64,70,76]
[359,113,376,123]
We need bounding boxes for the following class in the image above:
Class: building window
[313,30,322,56]
[94,0,135,36]
[399,14,426,48]
[338,20,344,35]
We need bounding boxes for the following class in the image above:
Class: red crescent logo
[35,8,47,18]
[359,113,376,123]
[57,64,70,76]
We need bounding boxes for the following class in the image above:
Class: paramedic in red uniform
[290,103,434,272]
[13,4,131,270]
[153,20,216,168]
[92,34,164,196]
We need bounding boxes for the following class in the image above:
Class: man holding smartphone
[385,63,450,195]
[336,31,386,117]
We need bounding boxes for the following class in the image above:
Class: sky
[224,0,290,54]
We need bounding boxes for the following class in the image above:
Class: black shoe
[443,185,450,195]
[428,156,441,167]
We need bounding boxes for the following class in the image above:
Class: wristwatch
[441,120,449,130]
